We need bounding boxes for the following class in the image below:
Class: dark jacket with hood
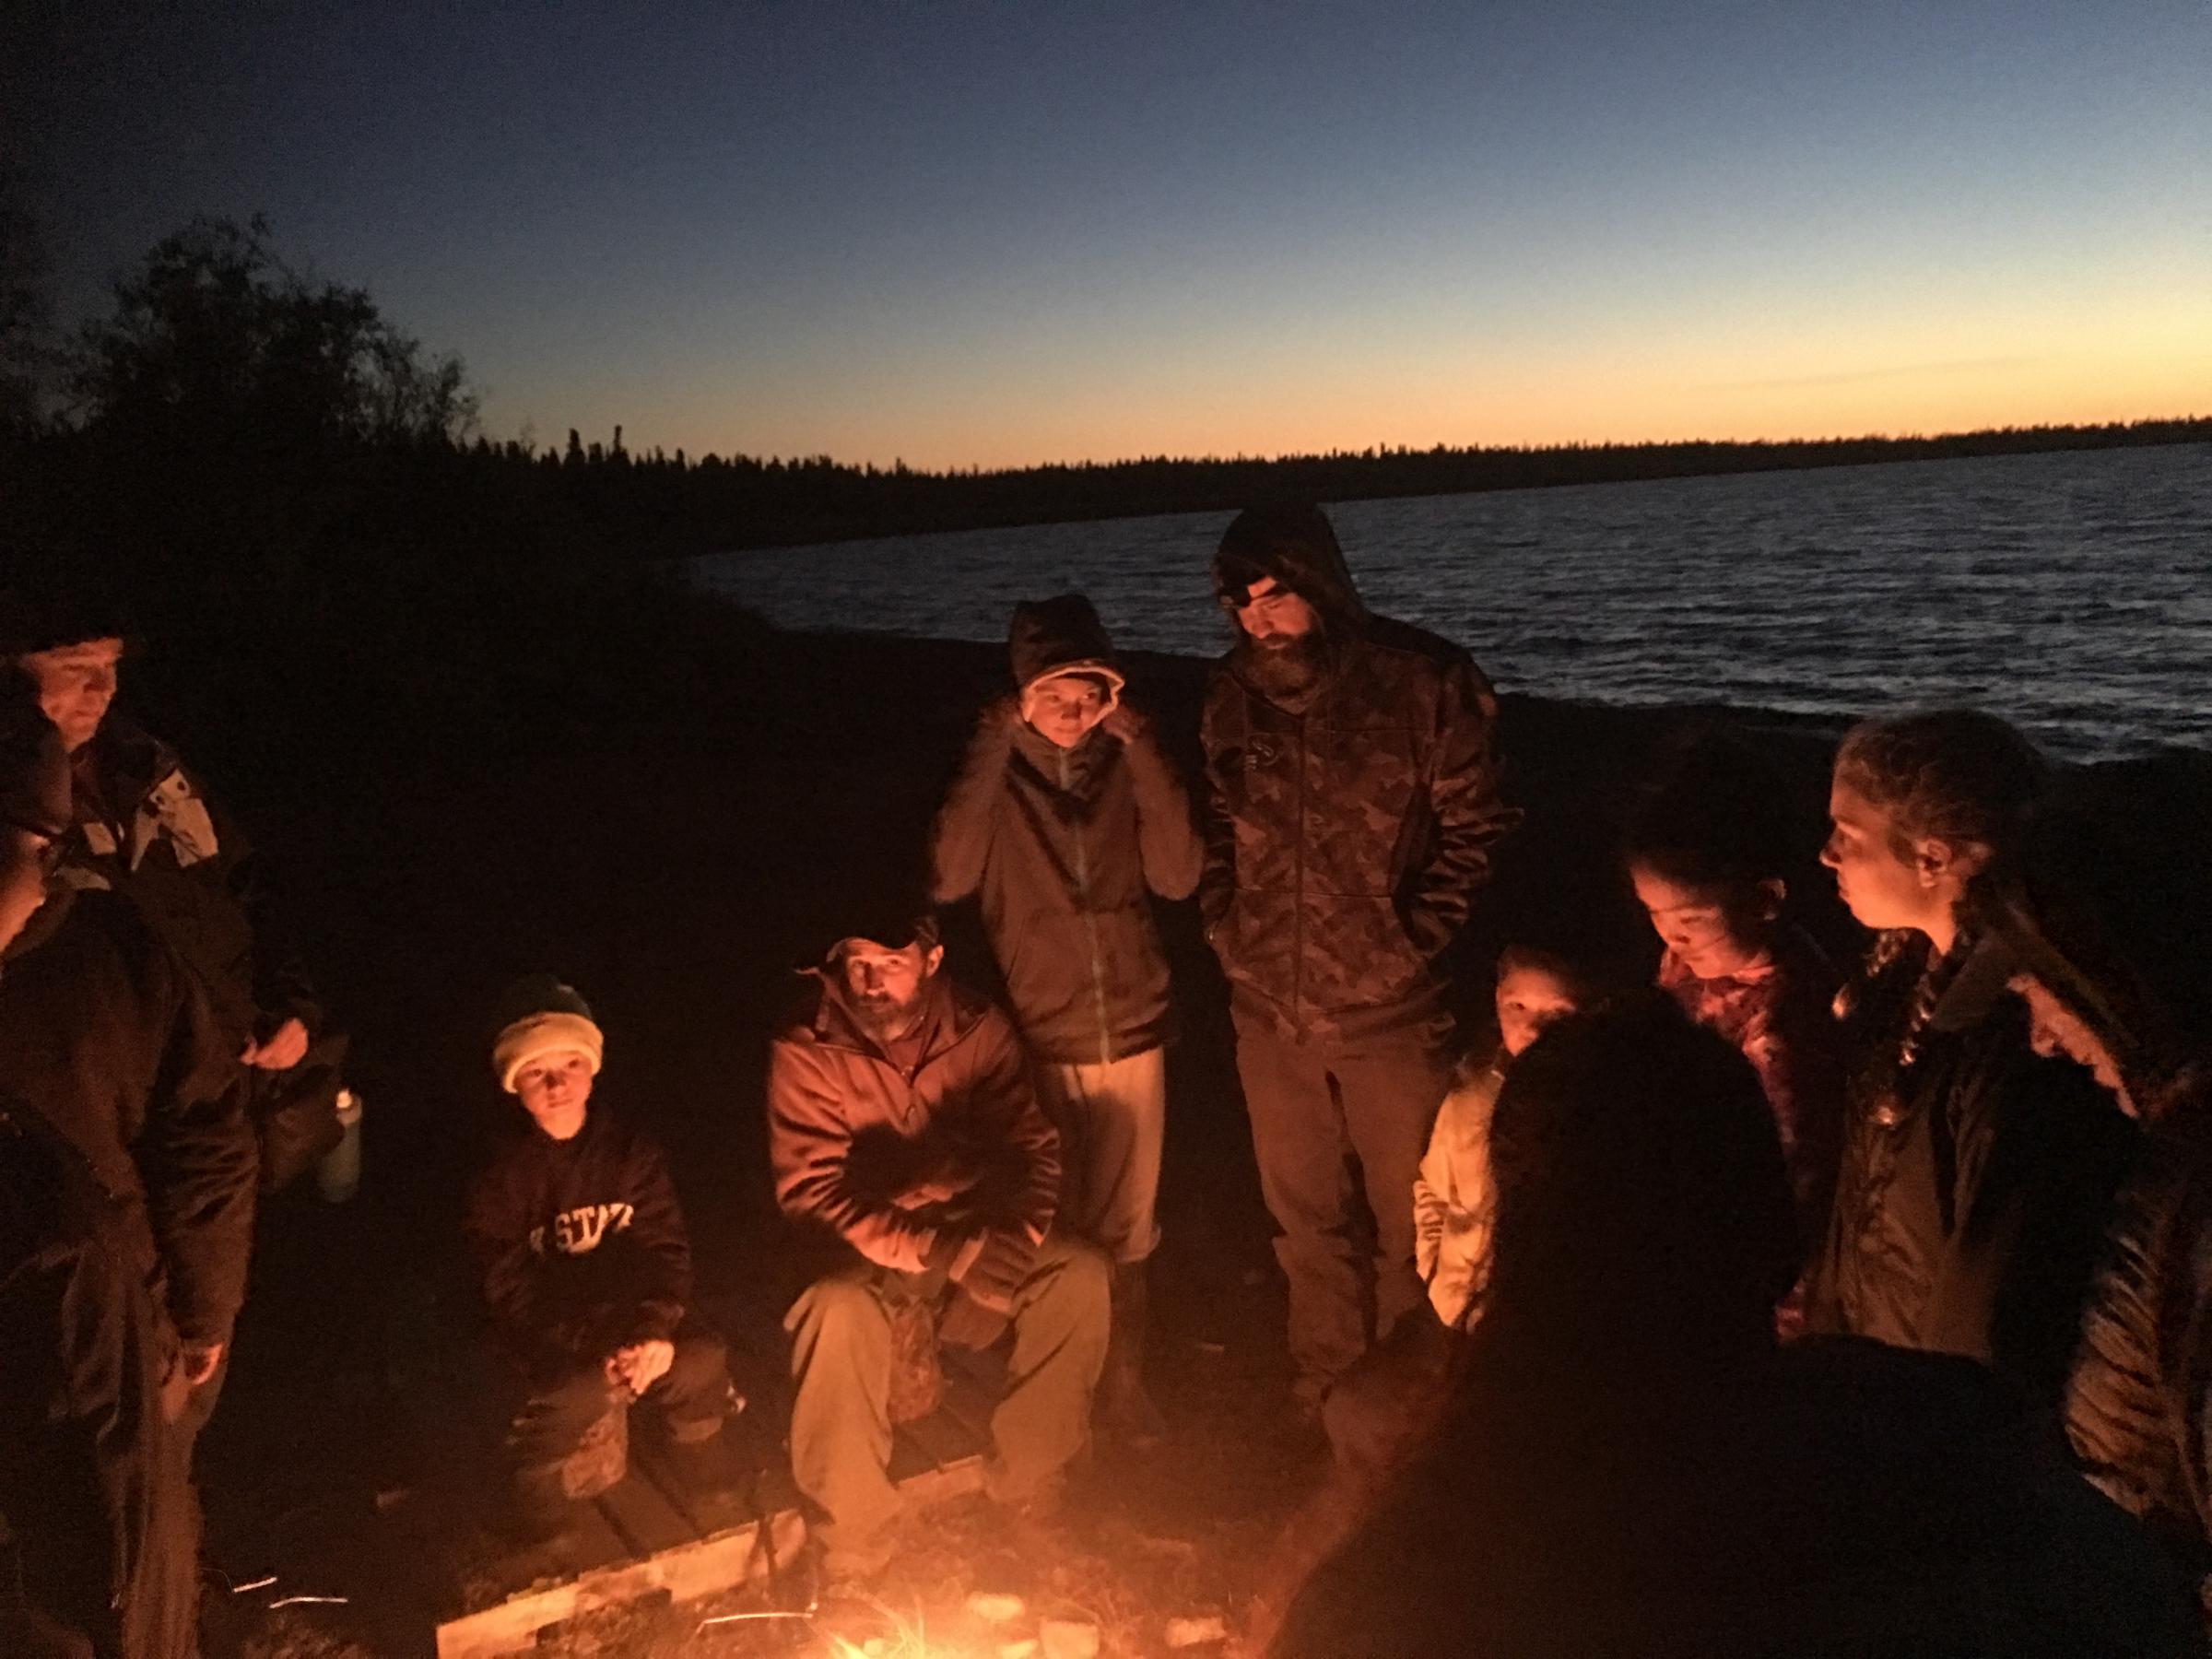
[931,595,1203,1065]
[1803,930,2138,1404]
[2065,1071,2212,1618]
[63,717,322,1056]
[0,886,256,1349]
[768,968,1059,1274]
[463,1101,693,1376]
[1200,506,1514,1045]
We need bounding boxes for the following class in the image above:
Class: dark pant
[1234,1022,1452,1405]
[503,1324,730,1518]
[1321,1311,1464,1477]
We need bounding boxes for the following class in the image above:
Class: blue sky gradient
[13,1,2208,465]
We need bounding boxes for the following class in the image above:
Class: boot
[1099,1260,1168,1445]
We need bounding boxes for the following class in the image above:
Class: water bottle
[317,1088,363,1204]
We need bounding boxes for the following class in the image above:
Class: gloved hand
[937,1288,1012,1351]
[952,1227,1035,1315]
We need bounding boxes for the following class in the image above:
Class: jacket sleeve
[769,1037,944,1273]
[1124,722,1204,902]
[930,700,1018,905]
[138,959,258,1346]
[1928,1053,2137,1397]
[463,1156,542,1349]
[1196,671,1240,935]
[962,1013,1061,1244]
[620,1133,692,1344]
[1412,1123,1450,1286]
[1405,655,1516,956]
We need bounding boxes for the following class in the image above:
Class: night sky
[12,1,2209,468]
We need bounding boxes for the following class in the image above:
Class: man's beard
[853,987,927,1044]
[1234,623,1334,705]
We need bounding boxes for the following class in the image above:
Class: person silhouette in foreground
[1271,995,2195,1658]
[771,907,1109,1578]
[464,977,735,1545]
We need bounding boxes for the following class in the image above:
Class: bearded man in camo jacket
[1200,502,1515,1422]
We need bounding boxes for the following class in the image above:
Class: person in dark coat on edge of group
[1960,802,2212,1629]
[772,904,1109,1579]
[1200,501,1517,1421]
[0,670,249,1659]
[7,606,347,1217]
[930,594,1202,1441]
[463,977,735,1545]
[1269,996,2196,1659]
[1803,710,2139,1405]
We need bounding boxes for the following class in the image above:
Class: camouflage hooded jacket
[1199,512,1514,1045]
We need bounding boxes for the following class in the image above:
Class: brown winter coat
[2065,1076,2212,1613]
[932,701,1202,1065]
[1200,525,1514,1045]
[768,971,1060,1273]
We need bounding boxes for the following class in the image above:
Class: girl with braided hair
[1804,710,2139,1405]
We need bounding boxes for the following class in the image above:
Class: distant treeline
[4,214,2206,618]
[476,415,2212,551]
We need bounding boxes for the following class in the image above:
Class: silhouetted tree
[69,215,477,449]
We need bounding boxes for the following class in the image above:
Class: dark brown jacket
[63,719,322,1053]
[932,702,1201,1065]
[0,888,255,1347]
[768,971,1059,1273]
[2065,1076,2212,1613]
[1200,526,1512,1045]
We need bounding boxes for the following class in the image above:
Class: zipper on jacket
[1058,744,1114,1067]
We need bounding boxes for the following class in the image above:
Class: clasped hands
[604,1337,676,1397]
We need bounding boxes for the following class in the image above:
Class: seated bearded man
[771,906,1110,1576]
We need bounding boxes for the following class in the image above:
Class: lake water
[692,444,2212,761]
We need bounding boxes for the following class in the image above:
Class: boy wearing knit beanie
[464,975,735,1540]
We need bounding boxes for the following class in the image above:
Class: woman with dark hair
[1806,711,2138,1403]
[1622,732,1846,1324]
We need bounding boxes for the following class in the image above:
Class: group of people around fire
[4,500,2210,1655]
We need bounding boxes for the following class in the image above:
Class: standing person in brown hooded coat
[932,594,1201,1440]
[1200,503,1514,1419]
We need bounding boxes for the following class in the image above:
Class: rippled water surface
[694,445,2212,759]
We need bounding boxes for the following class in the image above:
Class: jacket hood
[1213,502,1368,627]
[1008,594,1124,695]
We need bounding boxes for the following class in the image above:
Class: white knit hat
[490,976,605,1093]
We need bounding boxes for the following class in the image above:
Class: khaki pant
[1234,1023,1452,1406]
[783,1234,1111,1542]
[1033,1047,1167,1265]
